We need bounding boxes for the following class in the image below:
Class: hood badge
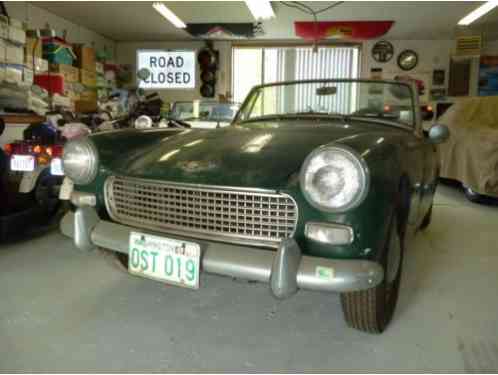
[178,160,218,173]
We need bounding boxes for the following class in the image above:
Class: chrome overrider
[61,191,384,299]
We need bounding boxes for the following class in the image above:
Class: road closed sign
[137,50,196,89]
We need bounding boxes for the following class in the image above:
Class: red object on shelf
[34,74,65,95]
[295,21,394,41]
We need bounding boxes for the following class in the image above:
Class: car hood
[105,121,392,190]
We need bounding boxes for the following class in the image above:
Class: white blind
[232,46,360,104]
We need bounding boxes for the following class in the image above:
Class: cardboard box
[0,17,8,40]
[0,39,6,63]
[23,67,34,85]
[8,25,26,45]
[43,39,75,65]
[74,45,96,71]
[6,43,24,65]
[64,83,81,101]
[9,18,25,29]
[50,63,79,82]
[96,62,104,74]
[80,89,97,101]
[34,58,48,73]
[75,100,97,113]
[34,73,65,95]
[80,69,96,87]
[1,63,24,84]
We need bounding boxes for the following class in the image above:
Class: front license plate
[10,155,35,172]
[129,232,201,289]
[50,157,64,176]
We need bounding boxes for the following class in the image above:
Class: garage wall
[363,39,498,98]
[4,2,115,55]
[116,41,231,104]
[117,38,498,105]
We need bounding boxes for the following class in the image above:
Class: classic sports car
[60,79,448,333]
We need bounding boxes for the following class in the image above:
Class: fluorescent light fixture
[153,2,186,28]
[245,0,275,20]
[458,0,498,26]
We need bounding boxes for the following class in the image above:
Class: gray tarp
[438,96,498,197]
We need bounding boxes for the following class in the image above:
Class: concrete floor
[1,184,498,372]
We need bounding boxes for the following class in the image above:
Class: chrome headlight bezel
[134,115,153,129]
[299,145,370,213]
[62,138,99,185]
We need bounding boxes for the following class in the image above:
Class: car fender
[19,165,48,193]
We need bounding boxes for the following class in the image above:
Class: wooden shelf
[1,114,46,125]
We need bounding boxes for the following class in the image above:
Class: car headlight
[134,115,153,129]
[300,145,369,212]
[62,138,98,185]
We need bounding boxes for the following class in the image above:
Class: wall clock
[397,50,418,71]
[371,40,394,63]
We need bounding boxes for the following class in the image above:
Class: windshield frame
[233,78,418,131]
[170,101,241,123]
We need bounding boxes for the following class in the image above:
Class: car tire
[340,213,404,334]
[98,248,129,272]
[419,205,432,230]
[463,186,484,204]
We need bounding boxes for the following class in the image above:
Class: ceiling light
[153,2,186,28]
[458,0,498,26]
[245,0,275,20]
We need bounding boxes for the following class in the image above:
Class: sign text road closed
[137,50,196,89]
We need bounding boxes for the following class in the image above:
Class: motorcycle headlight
[62,138,98,185]
[300,146,369,212]
[135,115,153,129]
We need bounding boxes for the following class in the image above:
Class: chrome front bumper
[60,207,384,299]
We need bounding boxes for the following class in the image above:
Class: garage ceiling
[34,1,498,42]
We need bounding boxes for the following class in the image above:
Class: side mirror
[428,124,450,144]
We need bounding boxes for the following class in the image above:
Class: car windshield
[236,80,416,128]
[170,102,240,123]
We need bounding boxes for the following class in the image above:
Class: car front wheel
[340,213,404,334]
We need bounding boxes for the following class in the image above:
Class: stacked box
[23,66,33,85]
[34,73,65,95]
[0,16,8,40]
[34,57,48,73]
[80,69,96,87]
[43,38,74,65]
[50,63,79,82]
[6,42,24,64]
[73,45,96,71]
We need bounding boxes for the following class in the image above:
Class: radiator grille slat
[105,176,298,245]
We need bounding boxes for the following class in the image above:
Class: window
[231,46,360,103]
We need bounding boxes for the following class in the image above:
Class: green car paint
[75,118,437,261]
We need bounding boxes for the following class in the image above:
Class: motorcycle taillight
[46,144,63,158]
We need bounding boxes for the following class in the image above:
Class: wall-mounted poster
[479,56,498,96]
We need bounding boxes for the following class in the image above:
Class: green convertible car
[60,79,449,333]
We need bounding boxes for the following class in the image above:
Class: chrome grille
[105,176,298,246]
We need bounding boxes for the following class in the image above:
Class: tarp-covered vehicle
[438,96,498,202]
[60,79,449,333]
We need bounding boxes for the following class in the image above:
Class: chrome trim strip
[103,175,299,249]
[60,210,384,294]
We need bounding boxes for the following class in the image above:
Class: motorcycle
[1,111,90,241]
